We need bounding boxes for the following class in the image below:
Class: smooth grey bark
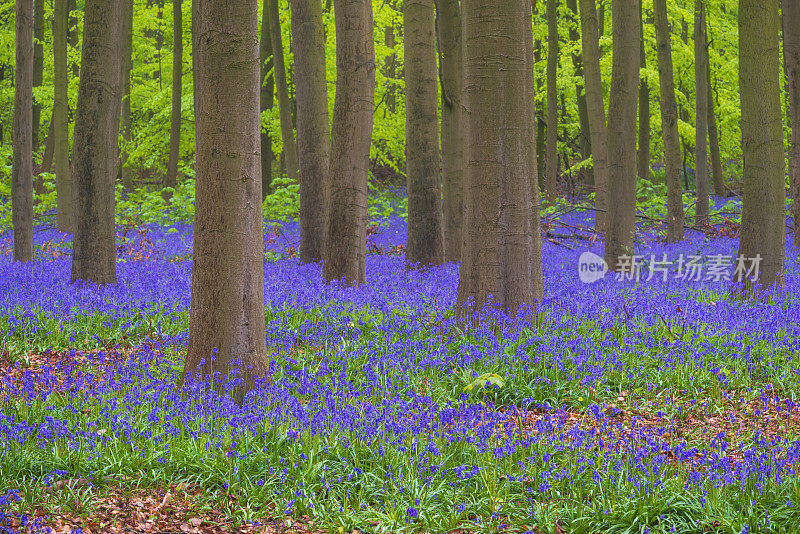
[183,0,269,404]
[603,0,640,269]
[71,0,125,284]
[737,0,785,288]
[323,0,375,285]
[653,0,683,242]
[436,0,465,263]
[164,0,183,198]
[457,0,543,314]
[13,0,35,262]
[405,0,445,266]
[291,0,331,263]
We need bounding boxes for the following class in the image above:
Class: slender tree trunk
[54,0,72,232]
[653,0,683,242]
[13,0,35,263]
[68,0,79,78]
[323,0,375,284]
[579,0,608,231]
[694,0,709,223]
[292,0,331,263]
[457,0,543,314]
[707,59,725,198]
[545,0,559,200]
[260,0,275,198]
[637,8,650,181]
[38,119,55,174]
[119,0,134,189]
[566,0,592,186]
[268,0,299,182]
[32,0,44,153]
[384,14,398,113]
[71,0,124,284]
[737,0,785,288]
[603,0,640,269]
[436,0,465,263]
[164,0,183,198]
[405,0,444,266]
[183,0,269,405]
[784,0,800,248]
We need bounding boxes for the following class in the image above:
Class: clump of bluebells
[1,208,800,533]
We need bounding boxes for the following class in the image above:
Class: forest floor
[2,204,800,534]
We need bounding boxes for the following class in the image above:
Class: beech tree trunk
[405,0,444,266]
[183,0,269,404]
[292,0,331,263]
[544,0,559,200]
[13,0,35,263]
[457,0,543,314]
[70,0,125,284]
[436,0,465,263]
[603,0,640,269]
[737,0,785,288]
[694,0,709,223]
[260,0,275,198]
[119,0,134,189]
[164,0,183,197]
[32,0,44,153]
[54,0,71,232]
[566,0,592,186]
[784,0,800,247]
[268,0,299,182]
[653,0,683,242]
[707,59,725,198]
[323,0,375,285]
[637,9,650,181]
[579,0,608,231]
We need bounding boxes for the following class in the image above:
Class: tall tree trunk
[38,119,55,174]
[119,0,134,189]
[70,0,124,284]
[384,14,398,114]
[260,0,275,198]
[544,0,559,200]
[579,0,608,231]
[31,0,44,154]
[707,59,724,198]
[436,0,465,263]
[405,0,444,266]
[13,0,35,263]
[603,0,640,269]
[653,0,683,242]
[457,0,543,314]
[694,0,709,223]
[566,0,592,186]
[164,0,183,198]
[68,0,80,78]
[54,0,72,232]
[292,0,331,263]
[737,0,785,288]
[183,0,269,405]
[784,0,800,248]
[323,0,375,284]
[268,0,299,182]
[637,9,650,181]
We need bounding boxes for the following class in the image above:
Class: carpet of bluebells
[1,206,800,534]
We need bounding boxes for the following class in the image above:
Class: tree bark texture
[268,0,299,182]
[54,0,72,232]
[694,0,709,223]
[291,0,331,263]
[32,0,44,153]
[637,9,650,181]
[13,0,35,262]
[737,0,785,288]
[783,0,800,247]
[260,0,275,198]
[457,0,543,315]
[707,57,725,198]
[653,0,684,242]
[436,0,465,263]
[323,0,375,285]
[545,0,559,200]
[164,0,183,197]
[184,0,269,404]
[603,0,640,269]
[70,0,125,284]
[405,0,445,266]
